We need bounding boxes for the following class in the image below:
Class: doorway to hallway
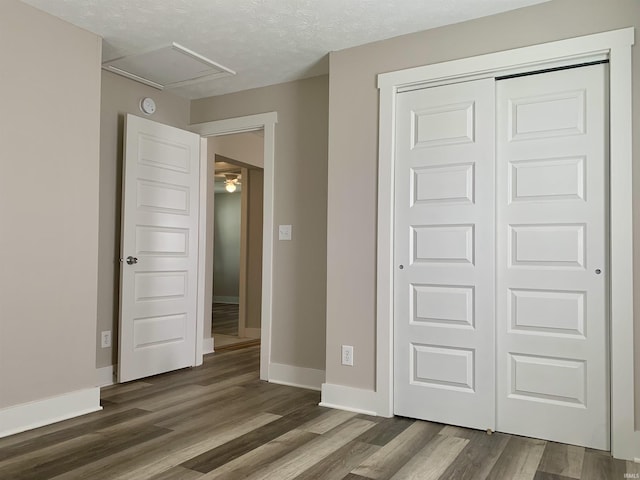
[209,132,264,352]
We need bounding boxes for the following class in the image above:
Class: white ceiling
[22,0,549,99]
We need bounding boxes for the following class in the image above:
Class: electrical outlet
[341,345,354,366]
[101,330,112,348]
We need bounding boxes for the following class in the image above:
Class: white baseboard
[203,336,214,355]
[268,363,325,391]
[96,366,115,387]
[320,383,379,416]
[213,296,239,304]
[0,388,102,439]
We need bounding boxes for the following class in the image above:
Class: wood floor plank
[154,386,287,431]
[101,381,153,400]
[440,424,491,440]
[0,408,150,462]
[1,425,171,480]
[106,349,258,402]
[182,404,325,473]
[103,375,199,404]
[438,430,510,480]
[198,429,320,480]
[300,409,358,434]
[537,441,585,479]
[533,472,576,480]
[212,303,239,336]
[47,411,280,480]
[354,416,414,447]
[350,421,443,480]
[388,433,469,480]
[580,449,630,480]
[96,386,247,434]
[0,432,103,472]
[127,383,211,411]
[486,436,546,480]
[195,355,262,387]
[201,358,260,377]
[0,401,133,449]
[293,440,379,480]
[214,337,261,350]
[260,387,322,417]
[243,417,377,480]
[109,412,282,480]
[147,466,203,480]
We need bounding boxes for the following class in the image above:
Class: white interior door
[496,64,609,449]
[119,114,201,383]
[393,78,496,430]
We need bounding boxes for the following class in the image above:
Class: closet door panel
[394,78,495,430]
[496,64,609,449]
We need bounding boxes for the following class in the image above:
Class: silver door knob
[595,268,601,274]
[399,265,404,270]
[126,256,138,265]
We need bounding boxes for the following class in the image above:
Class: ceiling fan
[220,173,241,193]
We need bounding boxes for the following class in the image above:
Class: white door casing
[119,114,201,383]
[191,112,278,382]
[496,64,609,449]
[393,78,496,429]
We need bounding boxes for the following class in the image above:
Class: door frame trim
[376,28,636,460]
[191,112,277,382]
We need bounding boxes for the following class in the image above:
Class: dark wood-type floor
[212,302,239,336]
[0,346,636,480]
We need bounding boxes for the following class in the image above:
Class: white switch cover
[278,225,292,241]
[101,330,112,348]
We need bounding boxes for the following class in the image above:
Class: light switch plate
[101,330,112,348]
[278,225,292,241]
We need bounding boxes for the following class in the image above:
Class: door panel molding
[376,28,636,460]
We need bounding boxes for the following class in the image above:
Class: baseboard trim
[203,337,214,355]
[320,383,379,416]
[96,366,115,387]
[0,388,102,439]
[268,363,325,391]
[213,296,239,304]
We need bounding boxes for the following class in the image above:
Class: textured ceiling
[21,0,549,99]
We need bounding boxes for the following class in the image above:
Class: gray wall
[192,75,329,370]
[325,0,640,418]
[97,70,191,369]
[0,0,101,408]
[213,192,242,301]
[210,133,264,168]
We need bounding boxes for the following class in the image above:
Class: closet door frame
[376,27,636,461]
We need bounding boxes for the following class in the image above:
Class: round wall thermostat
[139,97,156,115]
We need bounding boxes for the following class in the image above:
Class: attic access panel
[103,43,235,90]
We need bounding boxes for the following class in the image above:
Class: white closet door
[394,79,496,430]
[496,64,609,449]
